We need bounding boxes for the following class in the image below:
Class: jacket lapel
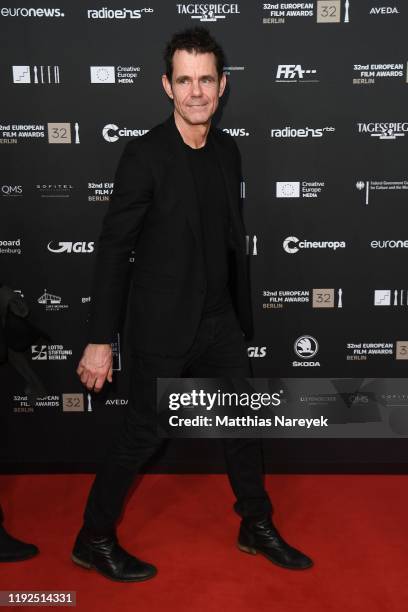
[209,127,247,255]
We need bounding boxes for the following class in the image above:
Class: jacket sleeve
[87,140,154,344]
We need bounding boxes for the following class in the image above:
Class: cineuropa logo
[102,124,149,142]
[283,236,346,254]
[1,7,65,18]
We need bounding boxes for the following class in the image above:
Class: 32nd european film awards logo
[0,123,80,145]
[262,1,353,24]
[48,122,80,144]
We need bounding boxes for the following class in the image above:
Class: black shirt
[184,138,232,317]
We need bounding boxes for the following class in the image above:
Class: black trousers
[83,308,272,532]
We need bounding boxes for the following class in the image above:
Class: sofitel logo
[176,3,240,21]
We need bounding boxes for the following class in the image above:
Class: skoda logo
[294,336,319,359]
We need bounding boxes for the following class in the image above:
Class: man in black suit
[73,27,313,581]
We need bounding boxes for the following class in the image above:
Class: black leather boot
[71,526,157,582]
[238,515,313,570]
[0,507,39,562]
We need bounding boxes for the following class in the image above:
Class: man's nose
[191,79,203,96]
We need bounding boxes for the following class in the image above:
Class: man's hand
[76,343,113,392]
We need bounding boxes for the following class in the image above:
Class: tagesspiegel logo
[176,3,240,21]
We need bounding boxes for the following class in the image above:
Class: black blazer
[88,113,253,356]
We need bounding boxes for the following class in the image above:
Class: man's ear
[162,74,173,99]
[218,72,227,98]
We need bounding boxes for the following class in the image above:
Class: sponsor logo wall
[1,0,407,469]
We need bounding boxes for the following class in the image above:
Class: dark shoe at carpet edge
[0,524,39,562]
[238,515,313,570]
[71,526,157,582]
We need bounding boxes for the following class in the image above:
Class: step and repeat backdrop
[1,0,408,471]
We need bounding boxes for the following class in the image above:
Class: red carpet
[1,473,407,611]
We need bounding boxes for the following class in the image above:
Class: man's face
[162,49,226,126]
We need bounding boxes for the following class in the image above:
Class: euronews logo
[283,236,346,254]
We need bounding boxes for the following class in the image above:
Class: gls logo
[47,241,94,253]
[247,347,267,358]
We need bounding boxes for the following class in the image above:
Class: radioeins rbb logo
[86,7,154,19]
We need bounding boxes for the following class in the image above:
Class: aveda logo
[369,7,399,14]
